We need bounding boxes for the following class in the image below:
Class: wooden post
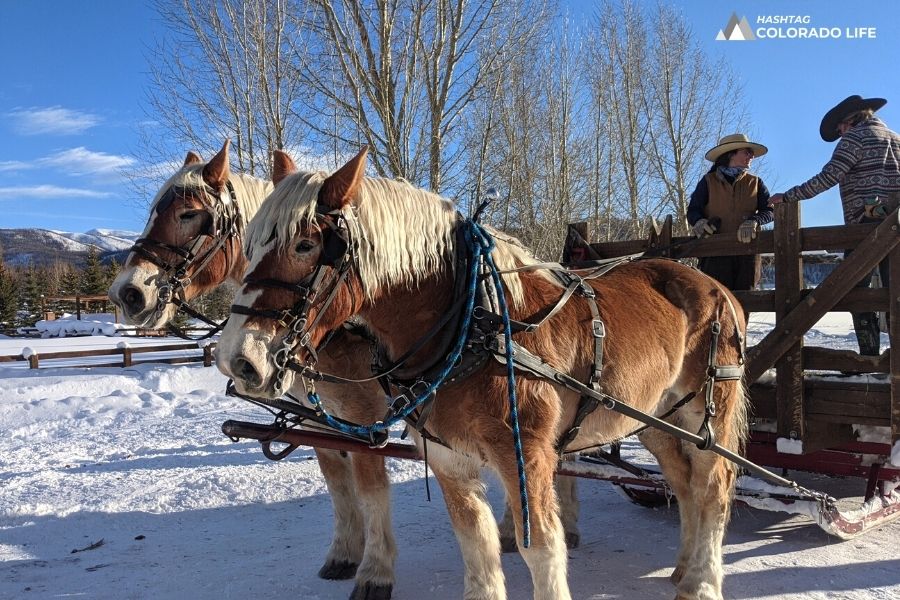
[647,215,673,257]
[76,295,82,320]
[122,347,133,367]
[203,345,214,367]
[773,202,805,447]
[890,244,900,448]
[28,354,39,369]
[746,208,900,383]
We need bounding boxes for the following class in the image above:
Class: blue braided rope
[471,224,531,548]
[304,218,531,547]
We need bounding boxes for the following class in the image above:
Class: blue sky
[0,0,898,233]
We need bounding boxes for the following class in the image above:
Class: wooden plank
[891,244,900,446]
[745,208,900,384]
[734,288,889,314]
[773,201,805,446]
[587,221,879,259]
[803,347,889,374]
[749,379,892,427]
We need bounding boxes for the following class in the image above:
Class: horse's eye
[295,240,315,253]
[180,212,199,221]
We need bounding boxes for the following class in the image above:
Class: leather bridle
[229,207,354,392]
[128,180,241,339]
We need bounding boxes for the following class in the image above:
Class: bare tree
[293,0,543,192]
[141,0,305,187]
[640,2,748,232]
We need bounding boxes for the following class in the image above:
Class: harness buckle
[592,319,606,338]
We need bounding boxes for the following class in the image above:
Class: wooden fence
[0,342,216,370]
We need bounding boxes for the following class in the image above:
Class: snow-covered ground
[1,313,898,599]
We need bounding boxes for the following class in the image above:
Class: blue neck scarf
[718,165,747,179]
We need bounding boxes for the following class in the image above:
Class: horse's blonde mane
[245,171,556,307]
[145,164,272,235]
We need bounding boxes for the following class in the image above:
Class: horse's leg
[348,452,396,600]
[497,500,518,553]
[673,382,744,600]
[498,475,578,553]
[315,448,364,580]
[638,428,697,587]
[427,447,505,600]
[493,441,571,600]
[556,475,580,550]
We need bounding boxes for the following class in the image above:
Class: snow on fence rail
[0,341,216,369]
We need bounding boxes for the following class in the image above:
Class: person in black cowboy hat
[771,95,900,356]
[687,133,774,291]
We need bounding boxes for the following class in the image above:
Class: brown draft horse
[216,148,749,600]
[108,143,401,599]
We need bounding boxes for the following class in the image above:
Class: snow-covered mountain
[0,227,140,267]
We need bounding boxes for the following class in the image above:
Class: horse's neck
[362,270,459,370]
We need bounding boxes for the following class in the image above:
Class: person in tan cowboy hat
[770,95,900,356]
[687,133,773,291]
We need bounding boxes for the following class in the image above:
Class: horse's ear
[202,140,230,191]
[272,150,298,186]
[319,146,368,210]
[183,151,202,167]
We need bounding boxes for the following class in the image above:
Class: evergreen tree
[104,258,121,291]
[80,246,106,295]
[0,259,19,328]
[18,263,48,326]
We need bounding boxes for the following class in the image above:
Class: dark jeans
[845,246,889,356]
[697,255,762,291]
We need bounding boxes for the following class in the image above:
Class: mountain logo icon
[716,12,756,41]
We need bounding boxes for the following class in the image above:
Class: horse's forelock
[145,164,272,237]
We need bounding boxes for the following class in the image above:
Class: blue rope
[304,218,531,547]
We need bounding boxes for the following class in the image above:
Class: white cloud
[7,106,101,135]
[0,185,112,199]
[39,147,135,176]
[0,160,31,172]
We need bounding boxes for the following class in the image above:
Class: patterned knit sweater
[784,116,900,224]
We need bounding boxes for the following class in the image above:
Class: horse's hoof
[349,581,393,600]
[565,531,580,549]
[670,565,685,585]
[500,536,518,553]
[318,560,358,580]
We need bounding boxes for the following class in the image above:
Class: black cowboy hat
[820,95,887,142]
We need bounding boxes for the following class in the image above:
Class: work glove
[737,219,759,244]
[691,218,717,238]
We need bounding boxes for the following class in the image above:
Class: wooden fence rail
[0,342,216,370]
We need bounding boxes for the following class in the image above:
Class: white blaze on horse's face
[109,190,214,328]
[215,287,295,396]
[215,230,327,397]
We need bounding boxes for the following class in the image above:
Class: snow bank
[35,313,127,337]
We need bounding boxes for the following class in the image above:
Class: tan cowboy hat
[704,133,768,162]
[819,95,887,142]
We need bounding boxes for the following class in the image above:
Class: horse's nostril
[121,285,146,314]
[232,358,262,388]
